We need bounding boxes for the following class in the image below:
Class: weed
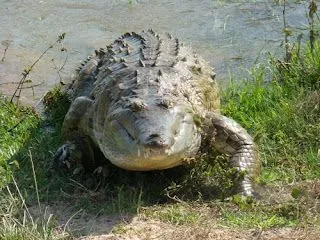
[0,97,40,187]
[111,222,127,234]
[145,204,200,225]
[222,56,320,184]
[43,86,70,129]
[10,33,66,106]
[220,208,291,229]
[0,168,70,239]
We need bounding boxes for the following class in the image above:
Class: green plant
[146,204,200,225]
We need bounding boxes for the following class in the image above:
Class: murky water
[0,0,310,105]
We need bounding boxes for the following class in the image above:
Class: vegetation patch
[222,43,320,184]
[144,203,201,225]
[0,97,40,187]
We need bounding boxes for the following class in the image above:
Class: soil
[29,180,320,240]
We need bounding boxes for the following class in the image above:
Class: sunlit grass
[222,46,320,184]
[144,203,201,225]
[0,97,40,187]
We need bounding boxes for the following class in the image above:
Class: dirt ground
[28,180,320,240]
[51,209,320,240]
[76,216,320,240]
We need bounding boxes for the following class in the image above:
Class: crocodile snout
[144,134,169,149]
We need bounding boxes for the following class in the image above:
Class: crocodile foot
[53,142,86,176]
[53,137,98,174]
[54,141,87,172]
[53,142,76,168]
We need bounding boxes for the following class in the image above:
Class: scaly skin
[54,30,260,196]
[208,113,260,196]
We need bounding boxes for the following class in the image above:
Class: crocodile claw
[53,142,76,169]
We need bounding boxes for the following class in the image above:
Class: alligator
[54,29,260,196]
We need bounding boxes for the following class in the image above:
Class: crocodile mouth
[120,127,181,162]
[136,146,167,159]
[108,110,201,170]
[107,119,201,171]
[121,146,184,171]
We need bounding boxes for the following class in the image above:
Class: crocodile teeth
[137,148,141,157]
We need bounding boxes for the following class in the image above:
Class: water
[0,0,310,105]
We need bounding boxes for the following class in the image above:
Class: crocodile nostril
[149,134,160,138]
[145,134,168,148]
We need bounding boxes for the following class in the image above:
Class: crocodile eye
[130,99,147,112]
[158,99,173,109]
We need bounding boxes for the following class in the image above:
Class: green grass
[218,193,312,229]
[144,203,201,225]
[222,44,320,184]
[0,36,319,238]
[0,90,71,239]
[221,209,291,229]
[218,41,320,229]
[0,187,69,240]
[0,97,40,187]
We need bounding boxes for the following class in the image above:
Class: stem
[1,45,8,62]
[10,44,54,105]
[10,33,66,105]
[283,0,291,62]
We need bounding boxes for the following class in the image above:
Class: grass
[0,32,320,239]
[0,90,71,239]
[217,41,320,229]
[221,209,291,229]
[0,187,69,240]
[144,203,201,226]
[222,44,320,185]
[0,97,40,187]
[218,191,314,229]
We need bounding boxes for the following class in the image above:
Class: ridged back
[76,30,219,116]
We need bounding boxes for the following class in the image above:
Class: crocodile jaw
[93,106,202,171]
[91,104,201,171]
[104,131,201,171]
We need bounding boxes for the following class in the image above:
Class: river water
[0,0,311,105]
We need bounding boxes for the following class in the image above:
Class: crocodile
[54,30,260,196]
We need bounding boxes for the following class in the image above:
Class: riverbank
[0,33,319,239]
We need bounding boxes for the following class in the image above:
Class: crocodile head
[98,98,202,171]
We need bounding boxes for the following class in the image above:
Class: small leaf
[73,167,82,175]
[291,187,302,199]
[283,28,292,36]
[9,160,20,169]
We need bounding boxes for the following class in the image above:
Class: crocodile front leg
[54,96,95,172]
[207,113,260,197]
[62,96,93,137]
